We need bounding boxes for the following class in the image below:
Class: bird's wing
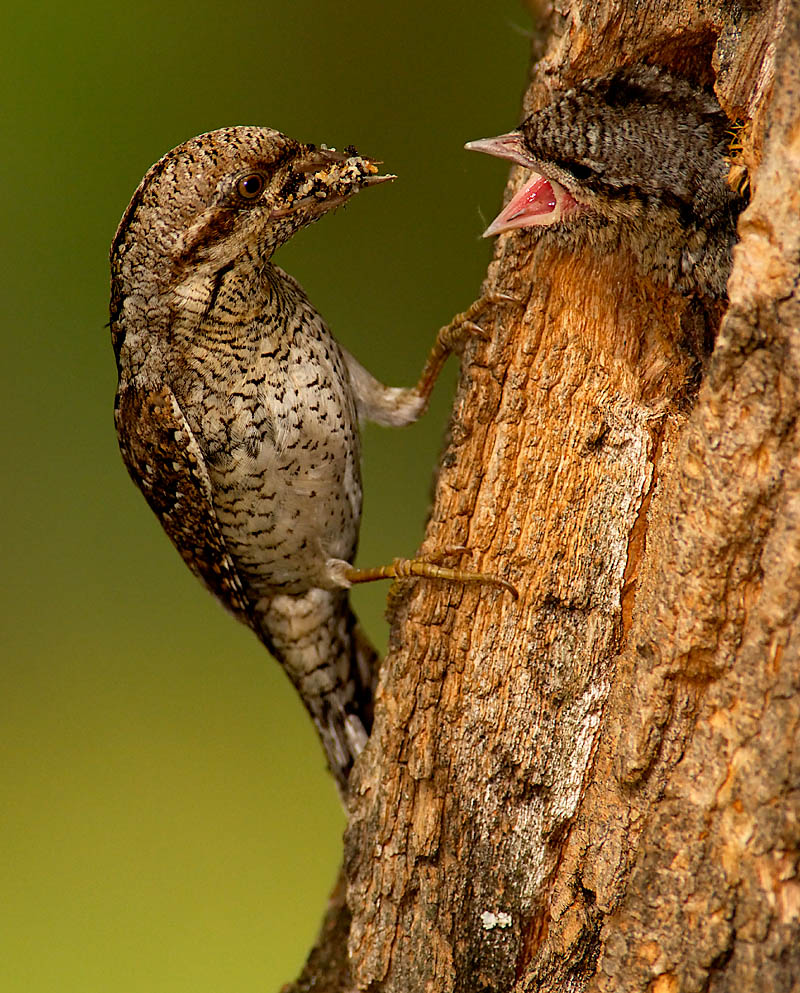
[115,383,254,625]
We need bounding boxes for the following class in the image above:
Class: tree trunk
[286,2,800,990]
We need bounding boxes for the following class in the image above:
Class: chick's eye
[236,173,265,200]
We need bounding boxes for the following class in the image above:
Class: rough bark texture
[285,2,800,991]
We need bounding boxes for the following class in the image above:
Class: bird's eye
[236,173,266,200]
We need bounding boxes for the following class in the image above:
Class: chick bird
[467,65,745,298]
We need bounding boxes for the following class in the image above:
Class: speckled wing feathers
[116,384,254,622]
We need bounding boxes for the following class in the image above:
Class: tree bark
[286,2,800,990]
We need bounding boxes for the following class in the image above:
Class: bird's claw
[413,290,522,407]
[343,557,518,600]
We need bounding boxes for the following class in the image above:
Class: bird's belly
[177,302,363,596]
[205,380,362,596]
[211,450,359,594]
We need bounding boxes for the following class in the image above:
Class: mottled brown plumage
[467,65,746,299]
[110,128,515,793]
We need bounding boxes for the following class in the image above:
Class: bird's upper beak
[270,145,394,221]
[466,132,569,237]
[464,132,534,168]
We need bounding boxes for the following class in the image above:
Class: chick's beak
[466,131,570,237]
[464,132,533,168]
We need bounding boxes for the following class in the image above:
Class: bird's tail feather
[258,589,379,793]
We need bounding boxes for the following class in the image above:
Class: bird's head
[466,67,736,239]
[465,68,744,299]
[111,126,392,307]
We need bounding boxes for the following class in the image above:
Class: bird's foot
[339,556,518,600]
[414,291,520,406]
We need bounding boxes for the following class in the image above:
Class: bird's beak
[465,131,568,237]
[294,146,394,183]
[464,132,534,168]
[480,174,561,236]
[270,146,395,221]
[358,170,396,189]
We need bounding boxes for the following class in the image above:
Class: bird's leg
[413,292,518,407]
[343,292,519,428]
[338,557,518,600]
[334,294,521,600]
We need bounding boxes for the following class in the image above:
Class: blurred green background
[2,2,527,989]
